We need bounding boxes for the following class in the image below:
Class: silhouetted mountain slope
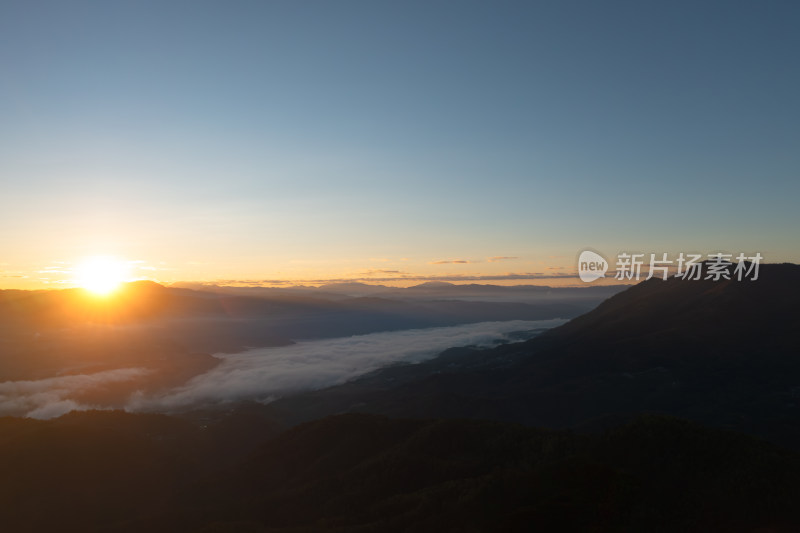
[540,262,800,356]
[2,410,796,532]
[153,413,800,532]
[0,410,284,532]
[267,263,800,448]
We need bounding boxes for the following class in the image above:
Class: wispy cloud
[192,271,583,287]
[0,368,150,419]
[487,256,519,262]
[430,259,474,265]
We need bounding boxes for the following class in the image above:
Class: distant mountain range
[173,279,625,302]
[0,281,621,384]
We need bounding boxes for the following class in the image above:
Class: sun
[75,256,131,296]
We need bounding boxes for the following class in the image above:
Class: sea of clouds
[0,319,565,418]
[0,368,150,419]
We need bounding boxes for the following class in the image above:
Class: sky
[1,0,799,289]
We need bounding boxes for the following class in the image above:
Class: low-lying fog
[0,319,565,418]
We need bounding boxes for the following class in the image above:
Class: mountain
[2,266,800,531]
[1,410,798,532]
[266,263,800,448]
[0,280,614,386]
[315,282,393,294]
[186,413,800,532]
[389,282,626,303]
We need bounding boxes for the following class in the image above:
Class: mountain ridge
[265,263,800,448]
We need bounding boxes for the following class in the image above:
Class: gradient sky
[1,0,798,288]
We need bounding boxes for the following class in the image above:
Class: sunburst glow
[75,256,131,295]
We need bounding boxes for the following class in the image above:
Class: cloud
[28,399,83,420]
[430,260,473,265]
[208,279,297,286]
[192,271,586,288]
[0,368,150,419]
[128,319,566,412]
[361,269,405,275]
[40,265,72,273]
[487,256,519,262]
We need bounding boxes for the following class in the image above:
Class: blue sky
[1,1,798,287]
